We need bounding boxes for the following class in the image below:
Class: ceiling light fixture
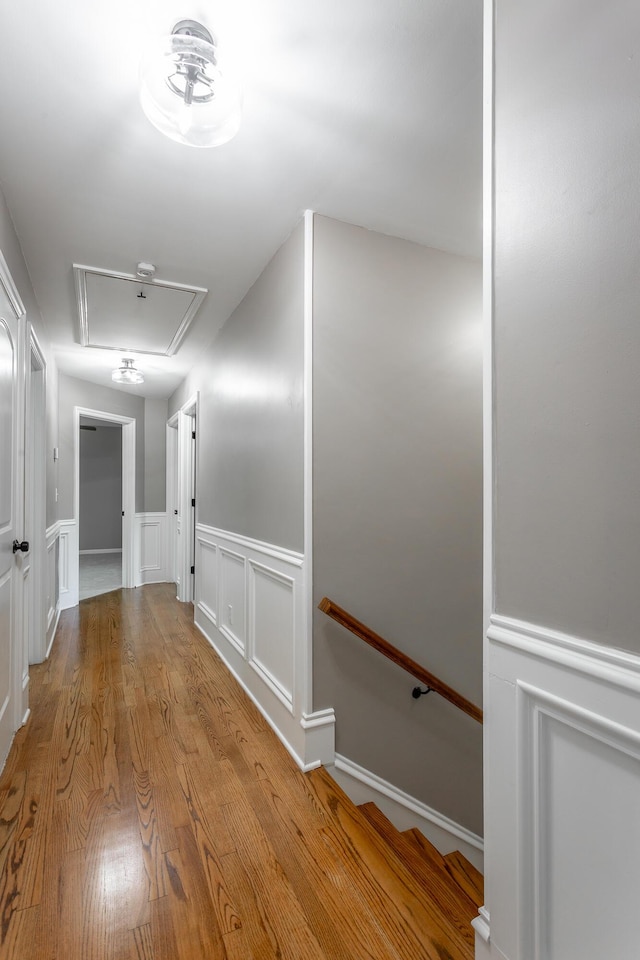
[139,20,241,148]
[136,262,156,279]
[112,358,144,385]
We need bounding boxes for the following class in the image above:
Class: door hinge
[192,430,196,440]
[190,565,195,575]
[191,498,196,507]
[122,510,125,516]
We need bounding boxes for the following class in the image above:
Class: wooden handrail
[318,597,483,724]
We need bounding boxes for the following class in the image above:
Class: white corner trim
[301,707,335,730]
[472,906,491,943]
[489,614,640,691]
[302,208,315,720]
[332,753,484,863]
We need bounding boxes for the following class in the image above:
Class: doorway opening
[78,417,123,600]
[73,406,135,604]
[166,394,198,604]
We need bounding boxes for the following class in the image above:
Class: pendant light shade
[140,20,241,148]
[112,358,144,385]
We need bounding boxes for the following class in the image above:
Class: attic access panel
[74,264,208,356]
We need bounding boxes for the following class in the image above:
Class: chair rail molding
[193,523,335,771]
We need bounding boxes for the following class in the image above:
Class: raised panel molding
[483,615,640,960]
[196,536,218,626]
[45,522,60,655]
[134,513,168,586]
[219,547,246,654]
[58,519,78,610]
[248,560,295,711]
[193,524,334,771]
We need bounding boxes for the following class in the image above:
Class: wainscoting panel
[45,524,60,656]
[196,535,218,627]
[194,524,334,771]
[483,614,640,960]
[248,560,295,711]
[219,547,245,654]
[58,519,78,610]
[134,513,168,585]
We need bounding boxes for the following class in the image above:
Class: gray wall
[170,221,304,551]
[144,398,168,512]
[79,424,122,550]
[494,1,640,652]
[58,374,145,518]
[312,216,483,834]
[0,187,58,528]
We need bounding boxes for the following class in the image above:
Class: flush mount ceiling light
[112,358,144,385]
[139,20,241,148]
[136,261,156,279]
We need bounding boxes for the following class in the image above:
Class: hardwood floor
[0,584,473,960]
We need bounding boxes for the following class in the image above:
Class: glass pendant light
[112,358,144,385]
[140,20,241,148]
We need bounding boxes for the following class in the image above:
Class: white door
[0,260,25,770]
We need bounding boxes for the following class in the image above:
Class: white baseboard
[79,548,122,555]
[472,906,491,945]
[329,753,484,873]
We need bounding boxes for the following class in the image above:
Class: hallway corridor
[0,585,475,960]
[0,585,320,959]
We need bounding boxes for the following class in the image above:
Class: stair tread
[358,802,478,940]
[444,850,484,910]
[306,768,474,960]
[402,826,449,871]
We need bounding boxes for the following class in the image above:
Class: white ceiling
[0,0,482,399]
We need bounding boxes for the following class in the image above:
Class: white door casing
[26,328,47,664]
[174,394,197,604]
[166,415,178,588]
[0,251,27,770]
[73,407,135,601]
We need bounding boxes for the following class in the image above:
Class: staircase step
[402,826,449,873]
[306,767,474,960]
[444,851,484,910]
[358,802,478,947]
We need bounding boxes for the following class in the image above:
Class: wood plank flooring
[0,583,473,960]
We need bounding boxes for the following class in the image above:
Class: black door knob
[12,540,29,554]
